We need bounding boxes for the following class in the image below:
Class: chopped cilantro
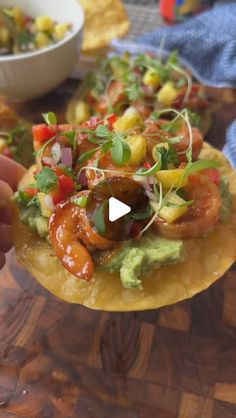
[158,144,179,169]
[93,200,108,234]
[35,167,58,193]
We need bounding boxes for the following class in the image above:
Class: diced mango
[54,23,69,40]
[0,27,10,46]
[159,193,189,223]
[35,16,54,32]
[157,81,178,106]
[0,138,6,153]
[127,134,146,165]
[143,68,161,88]
[74,101,90,124]
[155,168,188,188]
[38,192,54,218]
[35,32,50,48]
[114,107,142,132]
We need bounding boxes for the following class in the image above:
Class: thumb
[0,156,26,191]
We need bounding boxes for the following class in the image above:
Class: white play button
[108,197,131,222]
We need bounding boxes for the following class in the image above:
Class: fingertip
[0,224,13,253]
[0,180,14,224]
[0,252,6,270]
[0,156,26,190]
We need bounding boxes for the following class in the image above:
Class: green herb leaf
[136,158,162,177]
[42,112,57,125]
[166,50,180,67]
[64,130,77,145]
[166,199,193,208]
[185,159,221,176]
[93,201,108,234]
[150,112,159,122]
[123,72,141,102]
[35,167,58,193]
[13,190,31,205]
[186,109,201,127]
[101,140,113,153]
[157,144,179,169]
[168,135,184,144]
[17,30,35,47]
[95,125,111,138]
[87,134,103,144]
[125,82,140,102]
[72,195,88,208]
[111,138,131,166]
[131,203,154,220]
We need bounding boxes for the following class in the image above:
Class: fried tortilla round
[79,0,130,51]
[13,144,236,311]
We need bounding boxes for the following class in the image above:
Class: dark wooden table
[0,81,236,418]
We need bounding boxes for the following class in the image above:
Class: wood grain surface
[0,80,236,418]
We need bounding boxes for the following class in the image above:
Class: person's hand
[0,156,26,269]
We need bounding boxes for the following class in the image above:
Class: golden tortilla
[79,0,130,51]
[13,144,236,311]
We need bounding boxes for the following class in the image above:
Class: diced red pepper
[143,161,151,169]
[58,175,75,195]
[204,168,221,186]
[52,190,63,205]
[131,221,142,240]
[24,187,38,197]
[33,124,57,144]
[54,167,64,177]
[107,113,118,127]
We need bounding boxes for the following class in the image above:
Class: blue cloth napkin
[111,2,236,167]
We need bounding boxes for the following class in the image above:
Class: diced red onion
[77,171,88,188]
[145,191,155,200]
[61,147,73,167]
[89,117,99,128]
[42,157,54,166]
[51,143,61,164]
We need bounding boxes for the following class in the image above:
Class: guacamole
[103,234,185,289]
[14,192,48,238]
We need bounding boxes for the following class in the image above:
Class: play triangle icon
[108,197,131,222]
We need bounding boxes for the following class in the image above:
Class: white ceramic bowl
[0,0,84,101]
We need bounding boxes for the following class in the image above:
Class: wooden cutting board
[0,80,236,418]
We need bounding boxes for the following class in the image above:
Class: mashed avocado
[103,233,185,289]
[14,192,48,238]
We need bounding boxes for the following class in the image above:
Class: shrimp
[154,174,221,239]
[85,150,138,189]
[144,118,203,161]
[49,191,113,280]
